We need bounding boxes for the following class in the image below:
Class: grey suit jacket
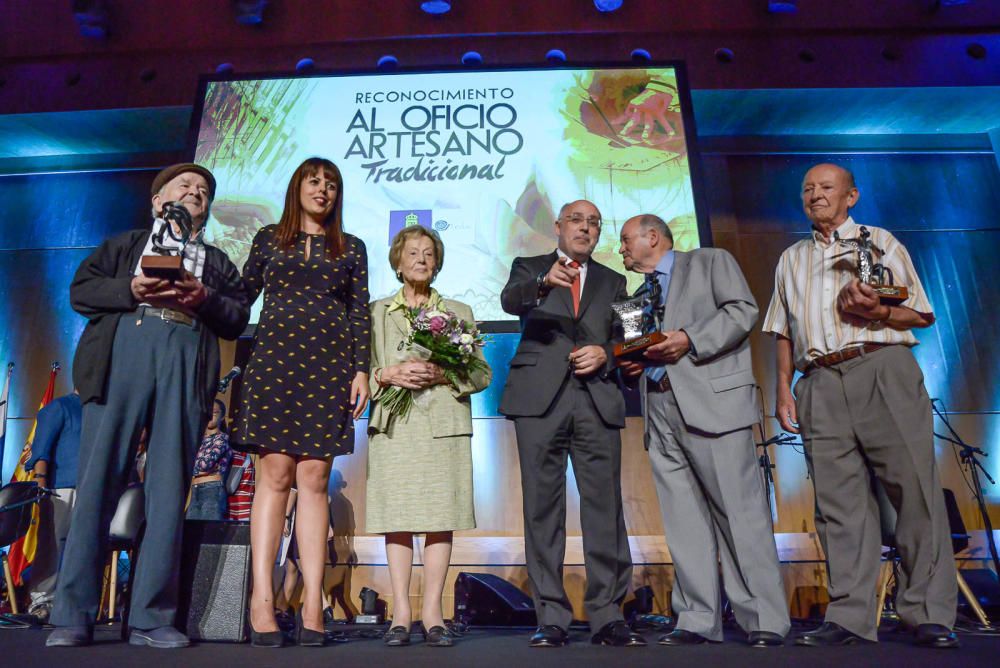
[641,248,760,435]
[499,251,628,427]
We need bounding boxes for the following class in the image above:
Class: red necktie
[568,260,581,316]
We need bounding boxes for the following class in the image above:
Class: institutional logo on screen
[388,209,433,242]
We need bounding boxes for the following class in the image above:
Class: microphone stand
[931,400,1000,579]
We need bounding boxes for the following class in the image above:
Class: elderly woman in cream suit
[367,225,491,648]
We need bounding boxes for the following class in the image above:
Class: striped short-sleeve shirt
[761,217,933,372]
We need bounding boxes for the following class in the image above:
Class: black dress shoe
[914,624,960,649]
[747,631,785,647]
[794,622,868,647]
[658,628,709,646]
[591,621,647,647]
[383,625,411,646]
[529,625,568,648]
[295,609,326,647]
[421,624,455,647]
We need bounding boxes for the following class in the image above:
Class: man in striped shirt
[762,163,958,649]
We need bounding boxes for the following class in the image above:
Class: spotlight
[715,48,735,64]
[594,0,624,11]
[967,43,987,59]
[881,46,901,61]
[767,0,797,12]
[296,58,315,72]
[234,0,267,25]
[461,51,483,66]
[216,63,235,74]
[72,0,109,39]
[356,587,383,624]
[420,1,451,14]
[631,48,652,62]
[546,49,567,64]
[377,55,399,71]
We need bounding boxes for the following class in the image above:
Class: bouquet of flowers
[379,306,489,417]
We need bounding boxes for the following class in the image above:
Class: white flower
[459,333,474,345]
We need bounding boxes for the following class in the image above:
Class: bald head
[801,163,859,234]
[619,213,673,273]
[555,199,602,262]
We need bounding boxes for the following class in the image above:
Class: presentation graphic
[193,66,703,324]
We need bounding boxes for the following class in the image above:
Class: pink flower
[428,315,448,334]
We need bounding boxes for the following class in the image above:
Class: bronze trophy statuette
[834,225,909,305]
[612,277,666,360]
[140,201,193,281]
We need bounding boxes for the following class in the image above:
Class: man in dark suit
[500,199,643,648]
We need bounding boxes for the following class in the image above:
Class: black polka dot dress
[232,225,370,458]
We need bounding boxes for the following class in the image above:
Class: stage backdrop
[190,65,709,325]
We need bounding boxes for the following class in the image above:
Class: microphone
[759,432,797,447]
[217,366,242,393]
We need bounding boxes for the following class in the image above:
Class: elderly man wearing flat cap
[47,163,250,649]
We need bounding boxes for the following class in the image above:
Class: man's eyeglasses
[561,214,602,229]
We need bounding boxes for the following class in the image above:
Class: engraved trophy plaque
[140,201,193,280]
[612,276,666,359]
[835,226,909,305]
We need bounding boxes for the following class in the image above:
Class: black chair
[0,481,47,624]
[874,481,989,627]
[98,483,145,632]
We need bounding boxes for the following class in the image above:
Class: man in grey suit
[500,199,644,648]
[618,214,790,647]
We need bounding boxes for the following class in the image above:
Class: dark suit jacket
[70,229,251,411]
[498,252,628,427]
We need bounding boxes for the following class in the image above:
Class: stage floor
[4,623,999,668]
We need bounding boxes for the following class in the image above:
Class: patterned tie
[568,260,581,316]
[644,270,666,384]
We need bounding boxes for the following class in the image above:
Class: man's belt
[805,343,891,373]
[137,306,197,328]
[646,374,671,393]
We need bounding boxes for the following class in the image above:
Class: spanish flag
[6,363,59,587]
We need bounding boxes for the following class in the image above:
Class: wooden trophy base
[873,284,908,306]
[140,254,184,281]
[614,331,666,360]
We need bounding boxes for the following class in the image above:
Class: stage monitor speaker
[453,572,536,626]
[958,568,1000,612]
[177,520,251,642]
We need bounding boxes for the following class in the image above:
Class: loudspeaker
[453,572,536,626]
[959,569,1000,612]
[177,520,251,642]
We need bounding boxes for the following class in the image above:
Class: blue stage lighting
[594,0,624,12]
[546,49,567,64]
[462,51,483,66]
[296,58,315,72]
[421,1,452,14]
[234,0,267,24]
[72,0,109,39]
[216,63,235,74]
[377,55,399,70]
[767,1,797,13]
[631,48,651,62]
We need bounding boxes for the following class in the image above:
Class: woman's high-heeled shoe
[295,608,327,647]
[249,616,285,648]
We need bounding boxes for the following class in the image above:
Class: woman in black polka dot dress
[233,157,370,646]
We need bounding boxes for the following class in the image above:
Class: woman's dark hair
[274,157,346,257]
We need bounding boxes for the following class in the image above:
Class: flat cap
[150,163,216,200]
